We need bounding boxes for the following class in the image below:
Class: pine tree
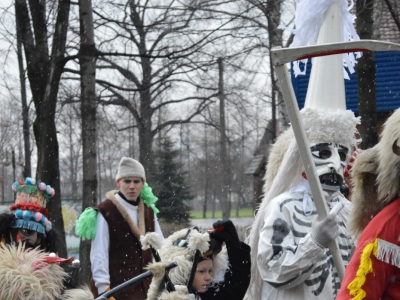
[153,137,192,224]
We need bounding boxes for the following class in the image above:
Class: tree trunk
[15,0,71,258]
[266,0,284,138]
[203,124,208,218]
[15,15,31,178]
[78,0,98,285]
[357,0,378,149]
[218,58,230,220]
[138,89,155,181]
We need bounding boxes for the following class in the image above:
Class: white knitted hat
[115,157,146,182]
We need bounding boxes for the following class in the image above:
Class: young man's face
[116,177,144,201]
[192,258,213,293]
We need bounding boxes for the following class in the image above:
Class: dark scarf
[118,191,141,206]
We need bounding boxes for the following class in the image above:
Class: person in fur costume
[143,220,251,300]
[0,243,91,300]
[336,108,400,299]
[75,157,163,300]
[245,0,361,299]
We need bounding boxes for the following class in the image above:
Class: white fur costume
[144,228,229,300]
[0,243,93,300]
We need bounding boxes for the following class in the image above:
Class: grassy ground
[190,208,254,219]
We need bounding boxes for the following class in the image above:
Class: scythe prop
[272,40,400,280]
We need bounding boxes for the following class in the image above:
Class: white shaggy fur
[151,228,229,298]
[301,107,360,149]
[146,262,171,300]
[0,243,67,300]
[157,289,195,300]
[141,232,163,250]
[347,146,380,238]
[61,285,94,300]
[187,230,210,254]
[349,108,400,238]
[376,108,400,203]
[263,127,294,195]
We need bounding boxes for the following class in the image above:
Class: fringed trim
[107,191,145,239]
[348,238,379,300]
[13,219,46,236]
[376,239,400,268]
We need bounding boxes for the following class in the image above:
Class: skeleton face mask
[310,143,349,186]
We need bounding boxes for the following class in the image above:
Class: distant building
[244,121,274,209]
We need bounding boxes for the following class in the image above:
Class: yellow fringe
[347,238,379,300]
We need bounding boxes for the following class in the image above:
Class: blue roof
[291,51,400,113]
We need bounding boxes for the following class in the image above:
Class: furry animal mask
[349,108,400,237]
[144,228,228,300]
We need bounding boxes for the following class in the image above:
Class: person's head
[115,157,146,201]
[310,142,349,187]
[192,257,213,293]
[116,177,144,201]
[157,227,228,294]
[9,178,54,249]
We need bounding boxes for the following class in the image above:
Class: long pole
[96,262,177,300]
[273,62,345,280]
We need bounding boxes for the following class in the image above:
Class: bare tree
[86,0,248,180]
[217,58,230,219]
[246,0,286,139]
[14,0,71,257]
[15,12,31,178]
[78,0,98,284]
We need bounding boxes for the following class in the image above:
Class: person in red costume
[337,108,400,299]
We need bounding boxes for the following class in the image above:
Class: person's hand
[311,204,343,248]
[99,287,116,300]
[210,219,241,249]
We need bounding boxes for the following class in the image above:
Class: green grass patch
[190,208,253,219]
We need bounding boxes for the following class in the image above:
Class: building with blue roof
[292,51,400,114]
